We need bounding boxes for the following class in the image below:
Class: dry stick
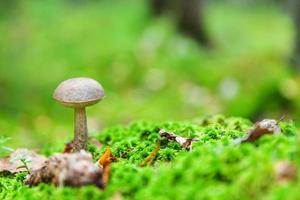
[140,141,161,167]
[120,147,134,158]
[102,165,111,187]
[278,115,286,123]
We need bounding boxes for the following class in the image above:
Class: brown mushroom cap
[53,77,105,108]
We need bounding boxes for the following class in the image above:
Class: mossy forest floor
[0,116,299,200]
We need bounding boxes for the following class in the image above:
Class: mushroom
[53,77,104,152]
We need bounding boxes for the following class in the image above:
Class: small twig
[140,141,161,167]
[102,165,110,187]
[278,115,286,123]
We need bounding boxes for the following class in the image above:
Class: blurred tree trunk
[178,0,210,46]
[150,0,210,47]
[289,0,300,72]
[150,0,167,15]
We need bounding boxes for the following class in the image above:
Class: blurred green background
[0,0,299,148]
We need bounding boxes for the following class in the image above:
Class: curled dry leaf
[237,119,281,143]
[159,129,198,150]
[274,161,297,183]
[98,147,117,168]
[97,147,117,187]
[140,141,160,167]
[0,149,47,173]
[25,150,104,188]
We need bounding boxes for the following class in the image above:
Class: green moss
[1,116,300,200]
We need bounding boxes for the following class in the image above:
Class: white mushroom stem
[73,107,88,151]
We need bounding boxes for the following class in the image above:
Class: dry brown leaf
[0,149,47,173]
[237,119,281,143]
[159,129,198,150]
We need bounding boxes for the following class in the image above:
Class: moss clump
[1,116,300,200]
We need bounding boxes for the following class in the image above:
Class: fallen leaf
[25,150,104,188]
[159,129,198,150]
[98,147,117,168]
[274,160,297,183]
[0,149,47,173]
[237,119,281,143]
[140,141,160,167]
[97,147,117,187]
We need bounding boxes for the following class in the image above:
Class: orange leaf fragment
[98,147,117,168]
[97,147,117,187]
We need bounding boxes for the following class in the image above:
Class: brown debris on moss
[24,150,104,188]
[274,160,297,183]
[63,141,74,153]
[159,129,198,150]
[237,119,281,143]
